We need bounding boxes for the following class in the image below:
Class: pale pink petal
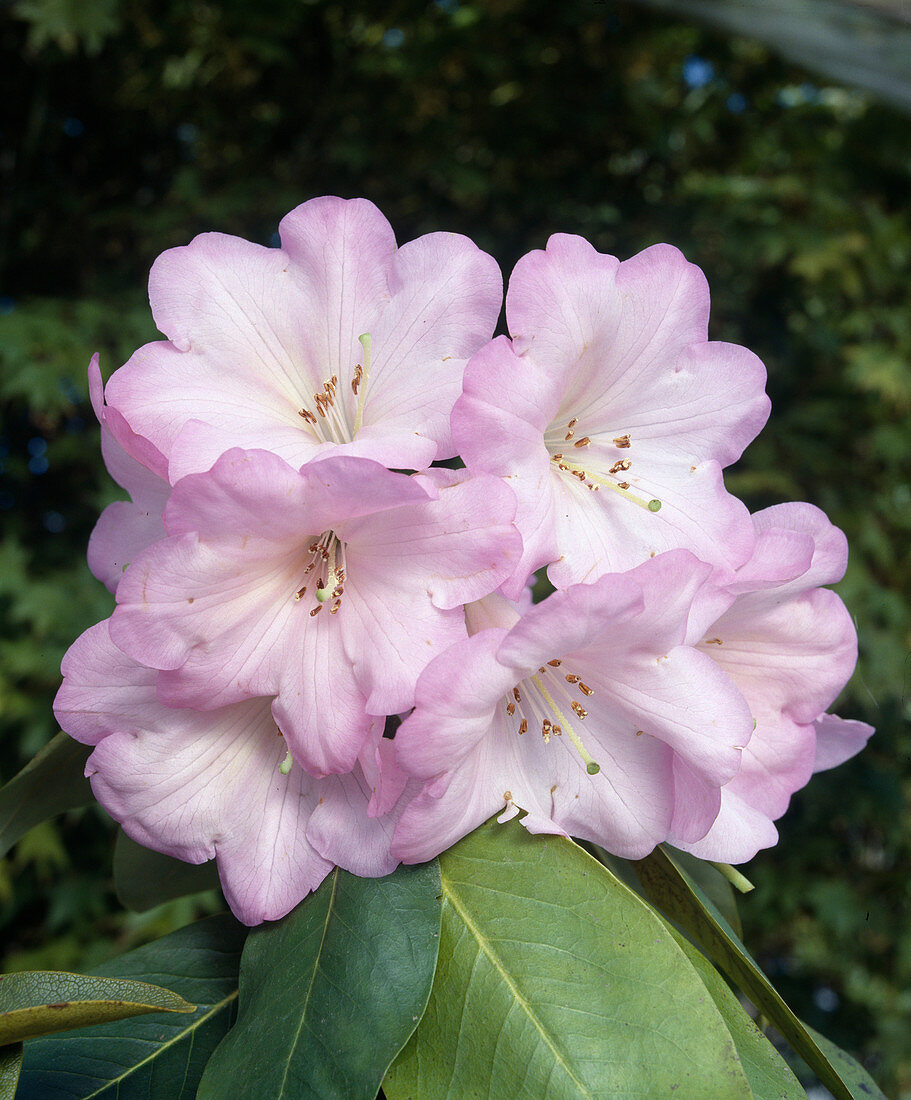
[751,502,849,591]
[56,621,334,925]
[307,736,423,877]
[88,500,166,594]
[54,620,159,746]
[342,471,520,611]
[678,791,780,864]
[452,338,563,595]
[394,629,518,779]
[669,757,723,845]
[813,713,875,772]
[699,587,858,727]
[361,232,502,458]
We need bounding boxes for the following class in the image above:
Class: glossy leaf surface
[633,846,887,1100]
[385,818,754,1099]
[0,733,91,860]
[113,829,220,912]
[0,970,192,1045]
[17,914,246,1099]
[198,862,441,1100]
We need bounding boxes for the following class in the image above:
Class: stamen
[613,434,631,448]
[298,408,316,424]
[506,701,516,715]
[573,437,591,448]
[548,452,662,511]
[519,719,527,734]
[578,682,594,696]
[513,687,521,703]
[352,333,371,435]
[310,605,322,617]
[547,659,562,667]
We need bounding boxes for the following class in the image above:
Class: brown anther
[564,430,575,441]
[558,463,570,471]
[613,434,631,448]
[321,547,330,560]
[552,453,563,461]
[519,719,528,735]
[295,586,308,601]
[571,701,588,718]
[503,790,513,801]
[316,577,325,591]
[578,682,594,696]
[332,585,344,598]
[538,666,546,674]
[310,605,323,617]
[636,729,644,737]
[567,417,578,429]
[330,600,342,614]
[553,725,562,736]
[309,542,320,553]
[336,569,346,582]
[609,459,631,474]
[573,437,591,448]
[618,481,630,490]
[298,408,316,424]
[705,637,724,645]
[506,701,516,716]
[513,687,521,703]
[573,469,587,481]
[547,659,562,667]
[565,674,580,684]
[542,720,552,743]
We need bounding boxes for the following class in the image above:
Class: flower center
[544,418,661,513]
[293,530,348,617]
[504,659,601,775]
[296,332,372,445]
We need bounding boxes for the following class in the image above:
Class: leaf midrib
[442,876,594,1099]
[74,989,239,1099]
[277,868,339,1096]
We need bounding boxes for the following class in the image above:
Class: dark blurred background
[1,0,909,1093]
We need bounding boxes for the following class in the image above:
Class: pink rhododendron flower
[391,550,754,863]
[451,236,771,597]
[674,502,874,862]
[54,621,417,926]
[85,356,169,592]
[102,197,502,482]
[110,449,521,777]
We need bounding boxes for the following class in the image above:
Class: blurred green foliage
[1,0,909,1092]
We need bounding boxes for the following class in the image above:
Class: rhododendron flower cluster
[55,196,873,925]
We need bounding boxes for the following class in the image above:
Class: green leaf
[198,861,442,1100]
[113,829,220,912]
[17,914,247,1099]
[668,848,744,940]
[0,970,193,1045]
[665,926,806,1099]
[0,1044,21,1099]
[0,733,92,860]
[632,846,887,1100]
[384,817,754,1099]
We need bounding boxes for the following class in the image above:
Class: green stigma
[647,499,662,512]
[586,761,601,775]
[279,750,293,775]
[316,587,330,603]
